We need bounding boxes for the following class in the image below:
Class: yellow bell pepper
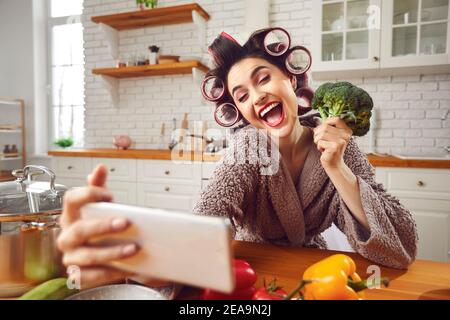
[284,254,388,300]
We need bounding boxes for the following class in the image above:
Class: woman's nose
[252,90,268,107]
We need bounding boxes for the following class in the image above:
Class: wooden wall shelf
[91,3,210,30]
[92,60,208,79]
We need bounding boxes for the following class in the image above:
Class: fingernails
[111,218,128,231]
[122,244,137,256]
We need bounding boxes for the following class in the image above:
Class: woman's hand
[313,117,353,170]
[57,164,139,290]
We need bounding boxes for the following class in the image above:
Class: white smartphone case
[80,202,235,293]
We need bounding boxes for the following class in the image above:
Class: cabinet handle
[373,56,379,62]
[164,170,170,175]
[417,180,425,187]
[164,186,170,192]
[67,166,73,170]
[110,168,115,172]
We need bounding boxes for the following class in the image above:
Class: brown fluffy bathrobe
[193,125,418,269]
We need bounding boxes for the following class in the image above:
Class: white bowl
[66,284,168,300]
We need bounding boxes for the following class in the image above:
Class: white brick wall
[82,0,450,155]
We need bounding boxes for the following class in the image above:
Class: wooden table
[178,241,450,300]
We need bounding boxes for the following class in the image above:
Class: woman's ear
[290,76,297,90]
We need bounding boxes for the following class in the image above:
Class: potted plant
[136,0,158,10]
[54,137,74,149]
[148,45,160,64]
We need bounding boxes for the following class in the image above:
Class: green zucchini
[19,278,79,300]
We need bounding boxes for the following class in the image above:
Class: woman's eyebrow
[231,65,269,97]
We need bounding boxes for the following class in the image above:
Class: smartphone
[80,202,235,293]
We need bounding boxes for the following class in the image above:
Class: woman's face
[227,57,298,138]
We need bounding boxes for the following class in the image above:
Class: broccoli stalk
[311,81,373,137]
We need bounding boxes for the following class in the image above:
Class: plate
[66,284,169,300]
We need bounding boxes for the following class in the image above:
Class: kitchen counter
[48,149,450,168]
[178,240,450,300]
[2,240,449,300]
[48,148,221,162]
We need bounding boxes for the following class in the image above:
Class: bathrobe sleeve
[332,139,418,269]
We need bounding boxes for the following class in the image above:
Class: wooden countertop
[366,154,450,169]
[178,240,450,300]
[3,241,449,300]
[48,148,221,162]
[48,149,450,168]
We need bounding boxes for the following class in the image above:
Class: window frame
[46,0,84,148]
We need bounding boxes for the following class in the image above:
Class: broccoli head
[311,81,373,136]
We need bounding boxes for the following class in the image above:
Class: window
[48,0,84,147]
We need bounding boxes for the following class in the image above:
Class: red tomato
[202,259,257,300]
[233,259,257,289]
[252,287,288,300]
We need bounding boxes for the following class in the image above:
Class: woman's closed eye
[258,75,270,85]
[237,76,270,102]
[238,93,248,103]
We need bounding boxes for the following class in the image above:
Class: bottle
[10,144,18,154]
[3,144,10,154]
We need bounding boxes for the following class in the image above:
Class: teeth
[259,102,281,118]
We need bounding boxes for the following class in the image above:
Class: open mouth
[259,101,285,127]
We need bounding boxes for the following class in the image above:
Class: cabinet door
[411,210,449,262]
[201,162,217,179]
[312,0,381,72]
[108,181,137,205]
[381,0,450,68]
[137,160,201,185]
[54,177,87,189]
[91,158,137,182]
[51,157,92,179]
[137,182,200,212]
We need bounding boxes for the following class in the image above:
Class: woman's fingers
[62,242,139,267]
[57,217,130,251]
[315,120,352,136]
[69,266,134,290]
[87,164,109,188]
[324,117,353,134]
[316,139,346,153]
[313,127,351,145]
[60,186,113,227]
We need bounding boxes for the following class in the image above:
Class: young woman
[57,28,418,291]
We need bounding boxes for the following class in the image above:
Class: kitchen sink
[392,154,450,160]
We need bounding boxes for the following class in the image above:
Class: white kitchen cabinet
[51,156,92,180]
[201,162,217,190]
[89,158,138,205]
[137,160,201,185]
[91,158,137,182]
[107,181,137,205]
[381,0,450,69]
[51,157,201,209]
[312,0,382,72]
[136,160,202,211]
[54,177,87,189]
[137,182,200,212]
[312,0,450,78]
[376,167,450,262]
[51,156,91,188]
